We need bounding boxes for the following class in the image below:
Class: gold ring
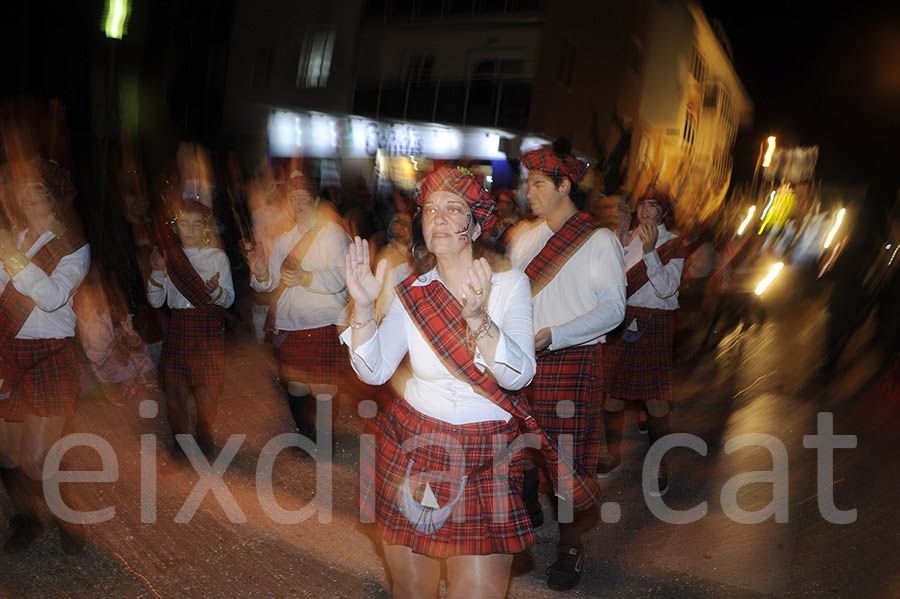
[474,288,484,296]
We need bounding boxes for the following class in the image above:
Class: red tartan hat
[413,166,496,230]
[521,144,588,186]
[638,185,674,218]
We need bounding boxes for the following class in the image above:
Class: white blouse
[509,220,626,350]
[250,222,351,330]
[0,229,90,340]
[340,268,536,425]
[146,247,234,310]
[622,224,683,310]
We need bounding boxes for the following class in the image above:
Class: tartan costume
[522,211,606,476]
[521,145,588,186]
[152,211,231,388]
[274,325,346,387]
[0,229,86,421]
[603,306,675,402]
[604,236,686,402]
[362,397,534,557]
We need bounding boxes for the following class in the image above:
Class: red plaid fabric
[526,345,604,476]
[603,306,676,402]
[361,398,534,557]
[0,230,85,343]
[274,325,347,386]
[626,236,687,298]
[395,275,601,511]
[413,166,496,230]
[0,338,77,421]
[153,213,232,323]
[524,211,599,297]
[521,145,588,185]
[159,309,225,387]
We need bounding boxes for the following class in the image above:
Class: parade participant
[246,168,350,447]
[147,180,234,459]
[509,140,626,591]
[601,185,686,497]
[0,159,89,554]
[342,165,544,598]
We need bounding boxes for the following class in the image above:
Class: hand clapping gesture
[204,272,220,294]
[638,222,659,254]
[460,257,492,321]
[344,237,388,312]
[245,243,268,279]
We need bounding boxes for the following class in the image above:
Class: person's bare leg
[446,553,514,599]
[381,542,442,599]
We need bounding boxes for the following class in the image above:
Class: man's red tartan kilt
[604,305,675,402]
[275,325,347,386]
[159,308,225,388]
[525,345,603,477]
[0,338,78,421]
[361,398,535,557]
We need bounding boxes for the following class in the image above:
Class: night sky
[703,0,900,186]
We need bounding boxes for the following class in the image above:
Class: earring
[201,225,211,248]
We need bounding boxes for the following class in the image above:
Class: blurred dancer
[0,159,89,554]
[509,140,626,591]
[147,181,234,459]
[601,186,686,495]
[246,167,350,447]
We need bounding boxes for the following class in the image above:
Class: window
[683,109,696,147]
[703,82,718,109]
[557,38,576,87]
[296,30,335,88]
[689,45,706,83]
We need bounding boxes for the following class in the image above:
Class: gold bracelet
[256,269,270,284]
[4,252,30,277]
[148,276,164,289]
[349,314,375,329]
[212,286,224,302]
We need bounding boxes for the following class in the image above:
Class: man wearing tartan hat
[509,139,626,591]
[600,183,686,497]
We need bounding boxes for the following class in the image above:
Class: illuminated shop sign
[267,110,549,161]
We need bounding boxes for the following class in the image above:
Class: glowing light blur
[890,245,899,266]
[762,136,776,168]
[103,0,130,39]
[760,191,775,221]
[737,205,756,236]
[823,208,846,249]
[755,262,784,296]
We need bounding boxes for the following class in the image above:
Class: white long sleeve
[145,247,234,310]
[339,268,536,425]
[623,224,683,310]
[0,229,90,340]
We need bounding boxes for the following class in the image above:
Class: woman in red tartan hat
[0,159,89,554]
[147,181,234,460]
[342,165,538,598]
[600,183,686,496]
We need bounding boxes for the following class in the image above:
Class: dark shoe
[595,454,620,478]
[3,514,43,554]
[649,460,669,497]
[546,546,585,591]
[59,523,86,556]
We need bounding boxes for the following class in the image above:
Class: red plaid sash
[0,228,85,396]
[524,212,599,297]
[263,225,323,335]
[153,214,232,322]
[395,274,601,510]
[0,228,85,343]
[625,236,687,299]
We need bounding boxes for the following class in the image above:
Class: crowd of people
[1,116,717,596]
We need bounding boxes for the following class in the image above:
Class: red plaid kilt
[604,306,675,402]
[275,325,347,386]
[0,338,78,421]
[361,399,535,557]
[525,345,603,477]
[159,308,225,388]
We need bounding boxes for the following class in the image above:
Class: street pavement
[0,281,897,598]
